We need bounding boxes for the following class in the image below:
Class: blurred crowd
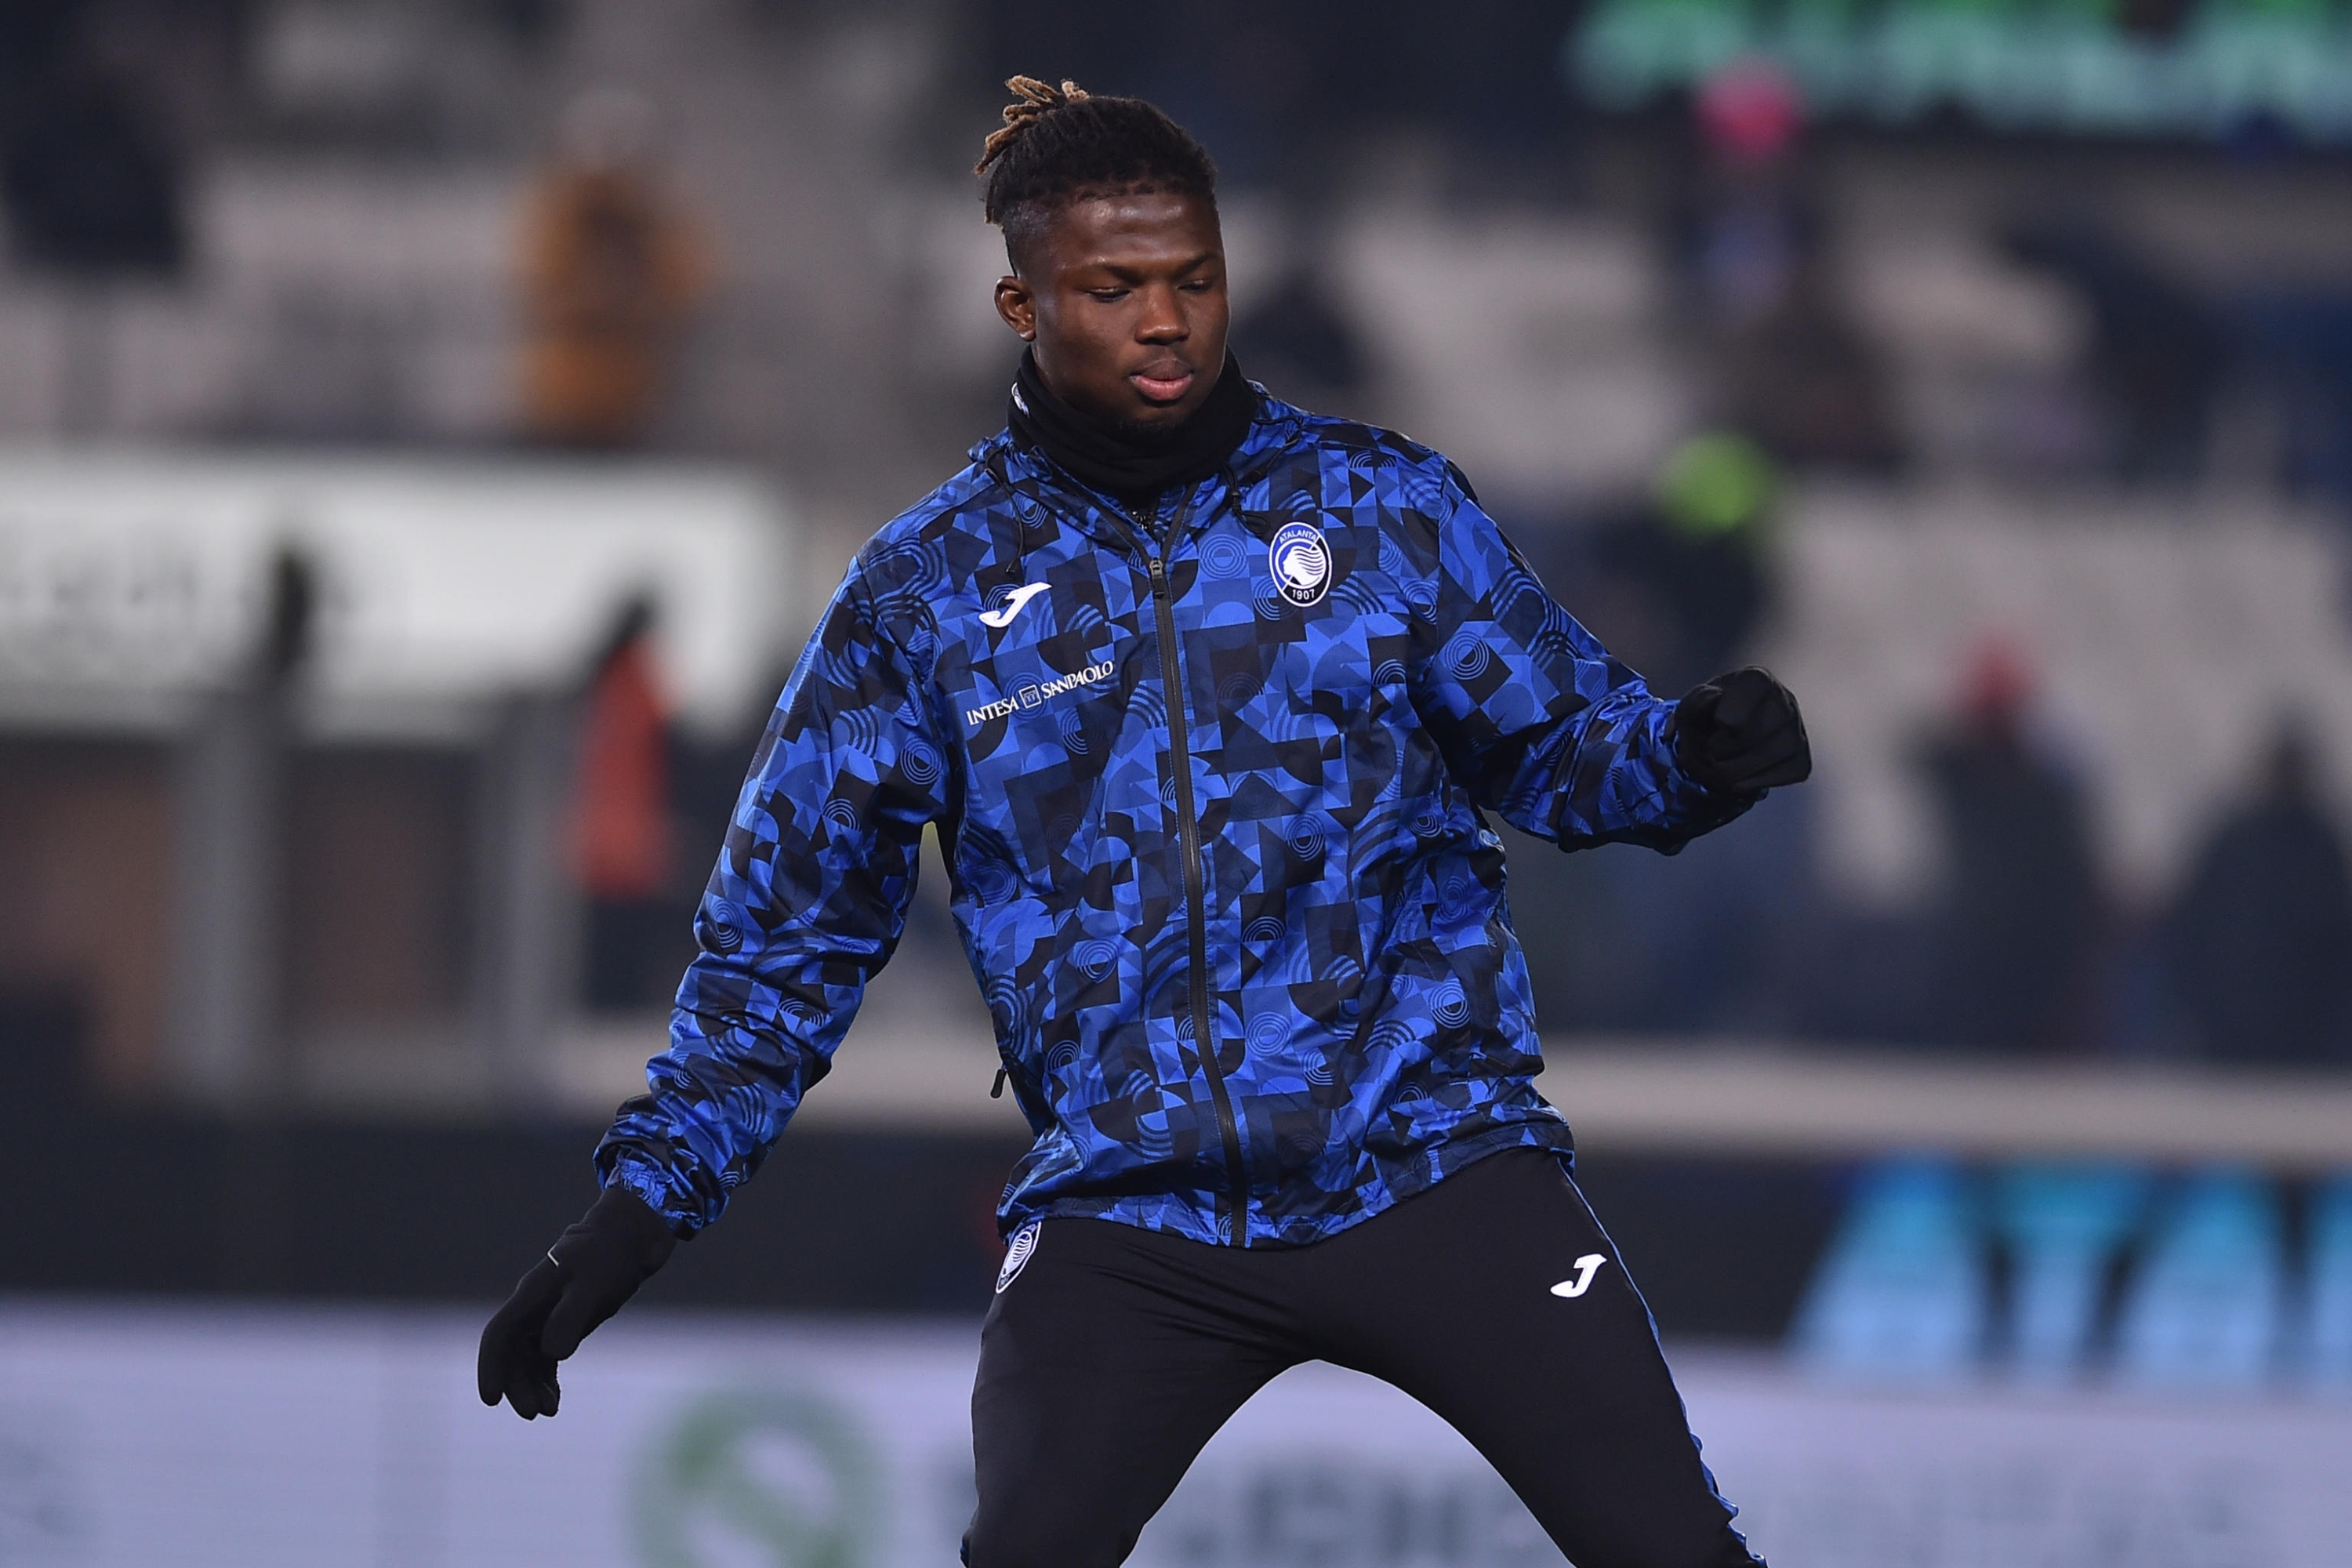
[1498,446,2352,1067]
[4,0,2352,1091]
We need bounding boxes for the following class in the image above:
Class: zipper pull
[1147,555,1165,588]
[990,1067,1008,1099]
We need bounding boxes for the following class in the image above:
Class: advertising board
[2,1301,2349,1566]
[0,451,791,737]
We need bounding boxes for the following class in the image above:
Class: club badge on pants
[996,1221,1041,1294]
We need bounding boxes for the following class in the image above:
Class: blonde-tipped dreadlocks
[973,74,1218,259]
[975,76,1090,177]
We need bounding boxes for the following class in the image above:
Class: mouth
[1128,361,1196,405]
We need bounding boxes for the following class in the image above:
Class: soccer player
[481,76,1809,1568]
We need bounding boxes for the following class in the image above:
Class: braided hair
[975,75,1218,264]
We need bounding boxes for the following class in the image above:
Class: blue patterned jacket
[598,393,1745,1247]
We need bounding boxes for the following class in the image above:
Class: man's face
[994,191,1229,430]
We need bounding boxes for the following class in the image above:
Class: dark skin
[993,189,1229,430]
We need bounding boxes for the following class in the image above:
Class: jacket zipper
[1116,501,1251,1245]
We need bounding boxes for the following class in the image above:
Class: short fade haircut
[974,76,1218,268]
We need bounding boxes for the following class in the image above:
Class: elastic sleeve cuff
[600,1153,701,1238]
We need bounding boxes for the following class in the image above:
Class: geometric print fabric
[597,391,1745,1247]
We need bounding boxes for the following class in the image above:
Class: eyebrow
[1084,251,1221,282]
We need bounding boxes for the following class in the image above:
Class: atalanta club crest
[996,1220,1041,1294]
[1269,520,1331,608]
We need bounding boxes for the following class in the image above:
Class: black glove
[477,1183,677,1419]
[1672,666,1811,796]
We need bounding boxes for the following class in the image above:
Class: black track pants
[964,1149,1764,1568]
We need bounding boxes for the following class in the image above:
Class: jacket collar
[971,388,1308,554]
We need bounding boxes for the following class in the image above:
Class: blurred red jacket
[571,635,673,900]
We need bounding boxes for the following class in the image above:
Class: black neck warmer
[1008,348,1258,509]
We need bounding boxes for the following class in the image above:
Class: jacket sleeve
[594,557,952,1232]
[1408,470,1746,853]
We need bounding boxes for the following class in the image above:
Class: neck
[1009,350,1256,508]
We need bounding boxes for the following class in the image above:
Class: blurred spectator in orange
[1918,641,2104,1054]
[519,89,708,448]
[571,597,680,1011]
[2168,721,2352,1066]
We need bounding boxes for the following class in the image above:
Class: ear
[994,273,1036,342]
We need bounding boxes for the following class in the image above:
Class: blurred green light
[1656,432,1777,537]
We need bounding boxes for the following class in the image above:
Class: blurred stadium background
[5,0,2352,1563]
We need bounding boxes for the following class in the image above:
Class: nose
[1135,282,1188,343]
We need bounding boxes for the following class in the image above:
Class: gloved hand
[477,1182,677,1419]
[1672,666,1811,796]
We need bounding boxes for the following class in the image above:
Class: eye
[1087,288,1129,303]
[1179,278,1215,293]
